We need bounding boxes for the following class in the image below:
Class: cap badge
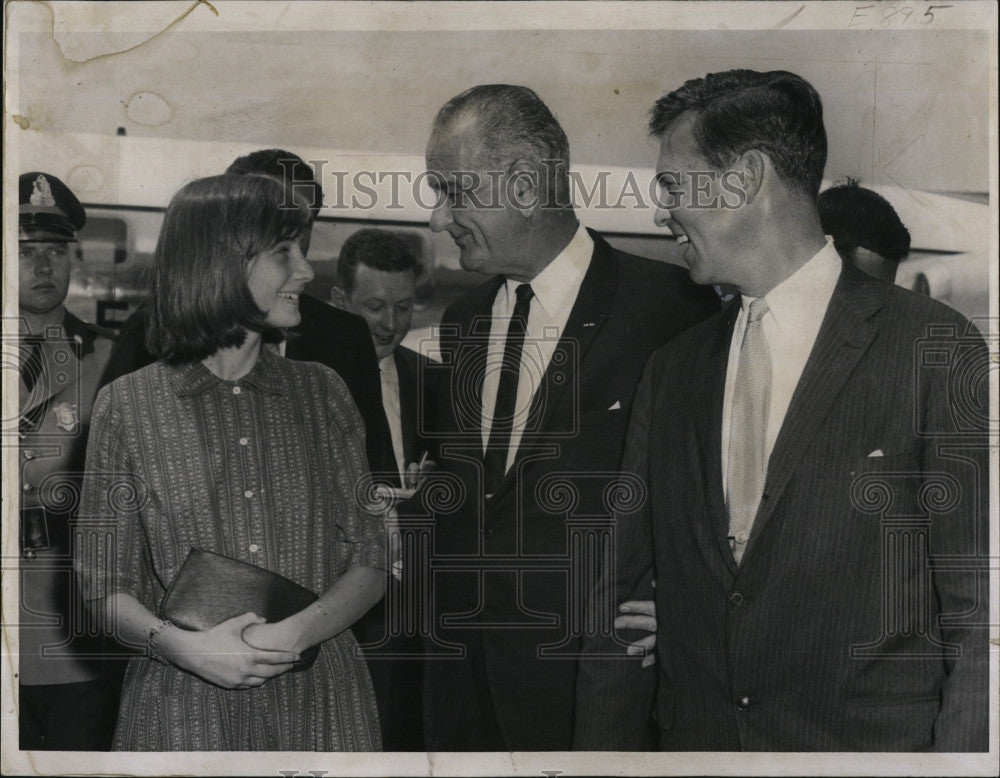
[30,175,56,207]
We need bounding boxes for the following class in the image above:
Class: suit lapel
[743,269,885,562]
[489,232,615,495]
[448,276,505,443]
[694,302,741,576]
[478,231,614,499]
[526,231,615,437]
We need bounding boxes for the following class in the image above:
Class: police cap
[19,172,86,243]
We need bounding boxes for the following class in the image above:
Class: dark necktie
[483,283,534,495]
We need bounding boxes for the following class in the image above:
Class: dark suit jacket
[288,295,394,475]
[420,230,718,750]
[96,295,394,474]
[575,266,989,751]
[350,345,438,751]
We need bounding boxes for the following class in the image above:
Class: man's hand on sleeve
[615,589,657,669]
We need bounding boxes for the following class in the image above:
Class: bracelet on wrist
[146,618,175,664]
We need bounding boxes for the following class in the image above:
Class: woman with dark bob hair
[77,174,387,750]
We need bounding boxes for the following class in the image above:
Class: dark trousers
[422,627,506,751]
[19,679,120,750]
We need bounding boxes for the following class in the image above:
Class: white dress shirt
[721,238,842,498]
[481,224,594,473]
[379,354,406,480]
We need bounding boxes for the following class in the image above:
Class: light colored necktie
[727,298,771,564]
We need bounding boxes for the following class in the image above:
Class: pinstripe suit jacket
[575,265,989,751]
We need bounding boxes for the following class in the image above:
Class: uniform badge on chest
[51,401,79,432]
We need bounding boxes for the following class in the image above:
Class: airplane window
[75,216,129,265]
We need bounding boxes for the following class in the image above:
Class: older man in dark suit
[418,84,718,750]
[575,69,989,751]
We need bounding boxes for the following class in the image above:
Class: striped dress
[76,347,385,751]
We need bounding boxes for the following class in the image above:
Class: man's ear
[330,285,348,309]
[507,159,540,218]
[736,149,766,205]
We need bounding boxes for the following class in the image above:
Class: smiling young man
[332,228,432,487]
[329,229,433,751]
[418,84,718,751]
[17,172,120,749]
[575,69,988,752]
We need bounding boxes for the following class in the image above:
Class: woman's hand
[263,567,385,652]
[241,618,307,656]
[158,611,301,689]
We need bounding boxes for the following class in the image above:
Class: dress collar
[172,344,288,397]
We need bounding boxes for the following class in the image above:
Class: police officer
[17,172,119,749]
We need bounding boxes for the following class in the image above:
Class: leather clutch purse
[161,547,320,671]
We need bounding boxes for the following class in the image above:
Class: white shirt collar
[379,352,398,379]
[502,223,593,318]
[740,237,842,336]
